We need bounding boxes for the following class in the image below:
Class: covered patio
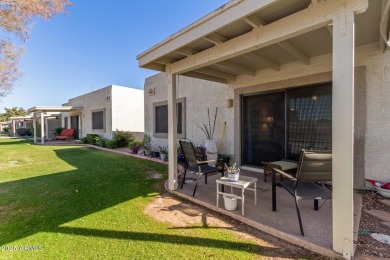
[137,0,389,258]
[8,116,33,137]
[27,106,82,144]
[172,168,362,258]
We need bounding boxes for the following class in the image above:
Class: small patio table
[216,176,257,215]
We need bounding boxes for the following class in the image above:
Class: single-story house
[62,85,144,140]
[7,116,34,137]
[137,0,389,257]
[28,85,144,144]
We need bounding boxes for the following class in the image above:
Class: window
[92,109,105,130]
[153,97,186,138]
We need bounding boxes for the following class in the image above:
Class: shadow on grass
[0,147,164,245]
[0,138,33,145]
[49,226,264,252]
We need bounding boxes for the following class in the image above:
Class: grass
[0,138,265,259]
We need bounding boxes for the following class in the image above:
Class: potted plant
[199,107,218,164]
[226,163,240,182]
[159,146,168,161]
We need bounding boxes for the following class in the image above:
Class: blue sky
[0,0,227,112]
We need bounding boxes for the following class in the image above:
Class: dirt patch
[144,193,327,259]
[146,171,163,180]
[355,191,390,258]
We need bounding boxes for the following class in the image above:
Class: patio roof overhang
[137,0,387,84]
[137,0,389,257]
[27,106,83,114]
[8,116,33,120]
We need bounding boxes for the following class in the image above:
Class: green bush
[3,127,9,133]
[54,127,65,136]
[86,134,99,144]
[105,139,117,149]
[113,130,134,148]
[80,137,89,144]
[95,136,107,148]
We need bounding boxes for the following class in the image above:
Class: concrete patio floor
[168,168,363,258]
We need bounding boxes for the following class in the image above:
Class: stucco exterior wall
[111,85,144,136]
[144,73,234,155]
[65,86,113,139]
[47,118,61,139]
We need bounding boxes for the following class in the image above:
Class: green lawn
[0,138,262,259]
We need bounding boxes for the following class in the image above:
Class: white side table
[216,175,257,215]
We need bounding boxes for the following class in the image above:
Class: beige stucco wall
[47,118,62,139]
[144,73,234,154]
[65,85,144,140]
[65,86,113,139]
[111,85,144,136]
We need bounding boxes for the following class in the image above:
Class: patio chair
[272,149,332,236]
[179,140,219,197]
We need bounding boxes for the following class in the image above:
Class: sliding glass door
[241,83,332,166]
[242,91,285,166]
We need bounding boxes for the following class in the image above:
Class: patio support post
[33,116,37,143]
[332,10,355,258]
[12,119,16,137]
[61,115,65,128]
[67,116,71,130]
[45,118,49,140]
[167,71,178,190]
[40,113,45,144]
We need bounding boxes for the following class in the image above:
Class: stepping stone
[365,210,390,222]
[380,222,390,228]
[379,199,390,208]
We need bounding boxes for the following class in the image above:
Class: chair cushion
[188,165,218,174]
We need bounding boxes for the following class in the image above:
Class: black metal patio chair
[272,149,332,236]
[179,140,220,197]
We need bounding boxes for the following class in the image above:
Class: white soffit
[137,0,379,83]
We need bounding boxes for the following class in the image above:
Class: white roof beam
[169,0,368,75]
[182,71,228,84]
[175,46,198,56]
[243,14,265,28]
[155,57,176,65]
[204,32,228,44]
[242,53,280,71]
[277,41,309,65]
[216,61,256,76]
[196,67,236,81]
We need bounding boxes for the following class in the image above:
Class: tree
[0,0,71,98]
[0,106,27,121]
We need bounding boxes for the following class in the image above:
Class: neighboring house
[0,121,10,133]
[7,116,34,137]
[63,85,144,140]
[138,0,389,257]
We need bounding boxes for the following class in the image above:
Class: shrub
[3,127,9,133]
[54,127,64,136]
[105,139,117,149]
[80,137,89,144]
[86,134,99,144]
[113,130,134,148]
[95,136,107,148]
